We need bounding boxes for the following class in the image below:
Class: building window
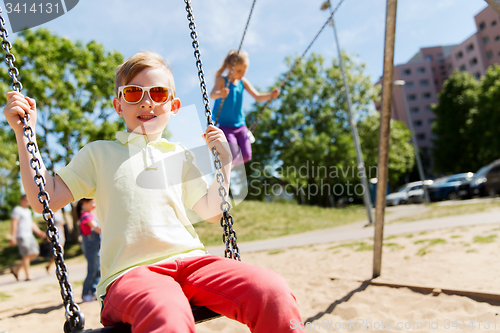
[414,120,423,127]
[434,79,439,86]
[448,64,453,70]
[479,21,486,30]
[484,36,490,44]
[475,72,481,80]
[405,81,414,88]
[438,59,444,64]
[496,35,500,42]
[441,71,447,76]
[493,20,497,27]
[470,58,478,67]
[456,51,463,59]
[410,107,419,114]
[425,55,433,62]
[402,68,412,76]
[420,79,429,87]
[422,92,432,100]
[439,65,445,70]
[437,53,443,58]
[459,65,466,71]
[488,50,494,59]
[417,67,426,74]
[428,119,435,126]
[425,105,432,112]
[408,94,417,102]
[432,67,436,74]
[466,44,474,52]
[417,133,426,140]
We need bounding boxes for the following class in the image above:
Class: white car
[386,181,432,206]
[407,180,434,204]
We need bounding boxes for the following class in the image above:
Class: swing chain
[0,6,84,332]
[0,7,21,91]
[20,90,85,333]
[185,0,240,261]
[248,0,346,134]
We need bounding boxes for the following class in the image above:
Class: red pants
[101,255,304,333]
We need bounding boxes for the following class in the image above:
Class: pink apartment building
[377,5,500,154]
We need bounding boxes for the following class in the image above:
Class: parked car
[406,180,434,204]
[386,181,426,206]
[428,173,474,201]
[458,159,500,199]
[486,160,500,196]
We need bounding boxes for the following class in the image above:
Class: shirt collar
[115,131,179,148]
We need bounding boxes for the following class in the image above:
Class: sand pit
[1,221,500,332]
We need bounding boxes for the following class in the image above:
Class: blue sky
[0,0,490,147]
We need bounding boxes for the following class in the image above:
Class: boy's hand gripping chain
[185,0,240,261]
[0,7,85,332]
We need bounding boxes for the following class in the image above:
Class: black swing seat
[77,306,221,332]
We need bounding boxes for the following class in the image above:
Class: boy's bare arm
[241,77,280,103]
[5,91,74,213]
[192,125,232,223]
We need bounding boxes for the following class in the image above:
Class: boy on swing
[4,51,304,333]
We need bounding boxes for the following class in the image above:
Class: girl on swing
[4,51,303,333]
[211,50,279,166]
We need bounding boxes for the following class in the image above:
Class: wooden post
[485,0,500,15]
[373,0,398,278]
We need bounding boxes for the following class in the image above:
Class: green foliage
[432,71,479,173]
[0,127,20,219]
[246,53,414,205]
[357,113,414,185]
[0,29,124,221]
[0,28,125,169]
[433,66,500,173]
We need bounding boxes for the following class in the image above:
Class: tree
[245,53,414,206]
[473,65,500,168]
[0,29,124,239]
[432,71,479,173]
[0,127,21,219]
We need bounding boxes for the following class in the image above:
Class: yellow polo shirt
[57,131,209,298]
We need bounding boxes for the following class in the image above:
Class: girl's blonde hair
[215,50,250,82]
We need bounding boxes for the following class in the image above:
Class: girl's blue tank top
[212,77,245,127]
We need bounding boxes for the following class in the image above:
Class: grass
[392,201,500,223]
[415,238,447,256]
[192,201,367,246]
[473,234,497,243]
[0,292,11,301]
[384,242,405,250]
[328,241,373,251]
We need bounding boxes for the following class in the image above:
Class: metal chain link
[185,0,240,261]
[248,0,345,133]
[214,0,256,125]
[0,6,84,332]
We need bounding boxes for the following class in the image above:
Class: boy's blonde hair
[215,50,249,83]
[115,51,176,97]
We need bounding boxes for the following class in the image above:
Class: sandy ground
[1,220,500,332]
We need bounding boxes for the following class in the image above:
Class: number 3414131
[6,3,60,14]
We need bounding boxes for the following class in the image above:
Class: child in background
[4,51,303,333]
[210,50,279,166]
[77,198,101,302]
